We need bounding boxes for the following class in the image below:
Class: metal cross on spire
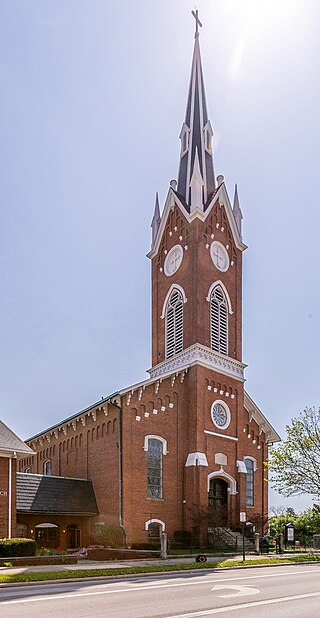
[191,9,202,37]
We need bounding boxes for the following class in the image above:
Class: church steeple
[177,12,215,211]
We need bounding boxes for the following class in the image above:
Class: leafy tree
[95,524,124,548]
[268,505,320,541]
[268,407,320,497]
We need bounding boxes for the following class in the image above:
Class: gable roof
[16,473,99,515]
[0,420,34,458]
[244,391,281,443]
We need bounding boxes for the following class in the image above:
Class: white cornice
[148,343,246,381]
[244,391,281,444]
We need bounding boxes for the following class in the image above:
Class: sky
[1,0,320,512]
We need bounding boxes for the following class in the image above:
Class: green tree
[268,407,320,497]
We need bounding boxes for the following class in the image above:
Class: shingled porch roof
[16,473,99,516]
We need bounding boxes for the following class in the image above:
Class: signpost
[240,512,246,562]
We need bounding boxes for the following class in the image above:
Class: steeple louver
[177,28,215,211]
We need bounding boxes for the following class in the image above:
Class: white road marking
[1,567,320,606]
[211,584,259,598]
[169,591,320,616]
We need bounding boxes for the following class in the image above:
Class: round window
[211,400,231,430]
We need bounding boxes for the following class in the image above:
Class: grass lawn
[1,554,320,585]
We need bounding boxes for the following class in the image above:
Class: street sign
[240,511,246,522]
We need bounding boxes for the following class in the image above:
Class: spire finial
[191,9,202,38]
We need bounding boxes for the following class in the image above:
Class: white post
[254,532,260,554]
[160,532,167,559]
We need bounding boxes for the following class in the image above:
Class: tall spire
[177,12,215,211]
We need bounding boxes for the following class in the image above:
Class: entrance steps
[208,527,256,552]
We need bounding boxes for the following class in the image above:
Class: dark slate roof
[177,35,215,207]
[16,473,99,516]
[0,420,34,456]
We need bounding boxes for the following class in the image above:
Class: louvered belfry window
[210,285,228,355]
[166,289,183,358]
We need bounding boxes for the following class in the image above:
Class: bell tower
[148,12,246,378]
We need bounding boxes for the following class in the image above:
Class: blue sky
[1,1,319,511]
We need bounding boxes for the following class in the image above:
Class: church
[1,15,280,549]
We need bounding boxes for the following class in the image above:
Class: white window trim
[211,400,231,430]
[161,284,187,319]
[207,468,237,495]
[206,281,233,314]
[179,122,190,157]
[203,120,213,154]
[243,456,257,472]
[144,435,168,455]
[43,460,51,475]
[145,518,165,531]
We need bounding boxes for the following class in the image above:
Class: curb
[1,558,320,588]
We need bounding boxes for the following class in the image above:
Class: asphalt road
[1,564,320,617]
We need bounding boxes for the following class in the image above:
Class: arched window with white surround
[165,288,183,358]
[210,285,228,355]
[43,460,52,476]
[145,519,165,541]
[244,457,255,506]
[145,437,167,499]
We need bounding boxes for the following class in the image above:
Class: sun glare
[208,0,304,81]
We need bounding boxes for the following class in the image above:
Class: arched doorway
[208,478,228,526]
[35,523,59,548]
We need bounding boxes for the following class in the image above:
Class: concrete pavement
[0,552,315,578]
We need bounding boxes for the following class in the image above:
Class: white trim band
[204,430,238,441]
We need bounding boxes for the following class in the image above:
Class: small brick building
[0,420,33,539]
[14,25,280,550]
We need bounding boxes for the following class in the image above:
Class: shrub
[130,541,160,550]
[0,538,37,557]
[95,524,124,548]
[36,547,66,556]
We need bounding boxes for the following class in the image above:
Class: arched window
[244,458,254,506]
[166,289,183,358]
[145,519,165,541]
[210,285,228,355]
[147,438,163,499]
[43,460,52,476]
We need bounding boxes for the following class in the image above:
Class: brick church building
[3,19,280,549]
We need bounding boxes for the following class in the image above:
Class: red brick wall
[0,457,16,539]
[120,364,267,544]
[151,201,242,367]
[21,404,121,532]
[16,513,91,550]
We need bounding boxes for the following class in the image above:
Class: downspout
[8,457,12,538]
[112,398,128,548]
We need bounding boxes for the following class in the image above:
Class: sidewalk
[0,552,308,577]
